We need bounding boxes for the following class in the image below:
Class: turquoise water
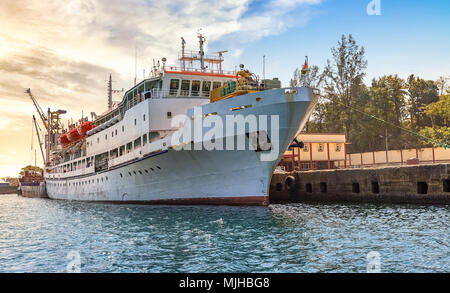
[0,194,448,273]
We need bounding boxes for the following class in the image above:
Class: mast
[263,55,266,89]
[198,32,206,70]
[181,37,186,71]
[107,74,112,110]
[46,108,50,166]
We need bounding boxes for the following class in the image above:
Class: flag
[301,59,308,75]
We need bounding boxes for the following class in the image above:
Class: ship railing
[150,88,210,99]
[164,66,235,76]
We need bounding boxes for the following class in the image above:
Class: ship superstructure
[40,33,318,205]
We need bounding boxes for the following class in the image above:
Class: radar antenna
[212,50,228,73]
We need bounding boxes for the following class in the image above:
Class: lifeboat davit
[68,127,81,142]
[59,133,70,147]
[78,121,94,136]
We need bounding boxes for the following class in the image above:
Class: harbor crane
[25,88,67,165]
[25,88,66,131]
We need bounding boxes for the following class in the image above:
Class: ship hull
[19,182,48,198]
[45,87,317,205]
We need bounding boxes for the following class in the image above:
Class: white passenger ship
[44,34,318,205]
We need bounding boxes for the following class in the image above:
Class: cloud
[0,0,323,176]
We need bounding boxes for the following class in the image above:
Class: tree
[20,165,43,176]
[359,75,408,151]
[406,75,439,130]
[291,65,324,89]
[290,64,325,132]
[424,93,450,127]
[436,76,449,96]
[322,34,368,140]
[419,93,450,147]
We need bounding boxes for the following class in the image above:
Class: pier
[269,163,450,205]
[0,186,18,195]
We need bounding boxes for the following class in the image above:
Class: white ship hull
[45,87,317,205]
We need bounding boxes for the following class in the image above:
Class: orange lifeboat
[68,127,81,142]
[59,133,70,147]
[78,121,94,136]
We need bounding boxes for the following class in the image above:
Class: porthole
[256,97,262,102]
[156,166,161,169]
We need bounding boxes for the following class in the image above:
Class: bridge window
[134,137,141,149]
[169,79,179,95]
[181,80,190,96]
[143,134,147,146]
[149,131,159,143]
[191,80,201,96]
[202,81,211,96]
[110,148,118,159]
[126,142,132,153]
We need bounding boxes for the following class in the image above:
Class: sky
[0,0,449,177]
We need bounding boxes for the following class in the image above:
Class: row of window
[169,79,224,96]
[88,114,149,147]
[301,143,342,153]
[55,131,160,174]
[48,176,109,187]
[119,166,161,178]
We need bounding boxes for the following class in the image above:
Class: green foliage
[419,127,450,147]
[406,75,439,130]
[21,165,43,175]
[321,34,368,140]
[298,35,446,153]
[423,94,450,127]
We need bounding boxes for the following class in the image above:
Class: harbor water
[0,194,448,273]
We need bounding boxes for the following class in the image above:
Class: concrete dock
[270,163,450,205]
